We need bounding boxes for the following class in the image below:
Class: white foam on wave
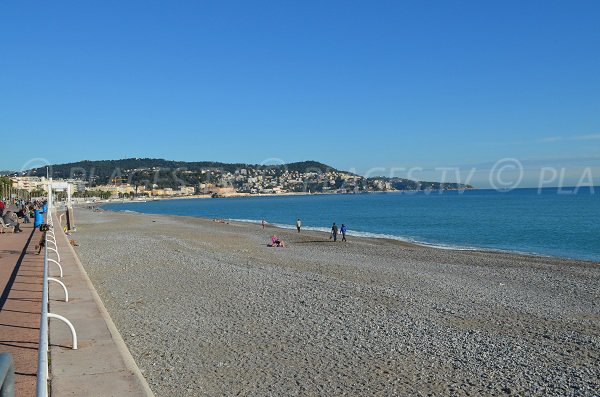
[230,218,560,258]
[229,218,264,225]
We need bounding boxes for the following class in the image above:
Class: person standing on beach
[340,224,347,242]
[296,218,302,233]
[331,222,338,242]
[262,219,266,229]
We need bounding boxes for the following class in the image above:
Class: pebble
[73,208,600,396]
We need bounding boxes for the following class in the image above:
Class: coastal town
[2,160,471,199]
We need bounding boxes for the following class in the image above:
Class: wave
[228,218,264,225]
[101,194,598,262]
[228,218,563,259]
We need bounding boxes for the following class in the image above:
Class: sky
[1,0,599,187]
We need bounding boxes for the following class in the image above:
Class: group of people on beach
[265,217,348,247]
[330,222,348,242]
[295,218,348,241]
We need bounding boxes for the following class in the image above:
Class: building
[92,184,136,198]
[64,179,88,193]
[11,176,47,192]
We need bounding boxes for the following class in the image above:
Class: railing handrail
[35,214,50,397]
[35,205,77,397]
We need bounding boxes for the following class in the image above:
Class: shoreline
[70,207,600,396]
[76,188,481,203]
[95,203,600,265]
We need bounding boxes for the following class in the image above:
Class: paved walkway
[48,212,154,396]
[1,209,153,396]
[0,221,43,396]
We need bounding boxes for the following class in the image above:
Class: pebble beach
[71,207,599,396]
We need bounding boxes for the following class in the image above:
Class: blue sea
[103,188,600,262]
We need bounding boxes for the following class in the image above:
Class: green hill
[26,158,340,188]
[22,158,472,191]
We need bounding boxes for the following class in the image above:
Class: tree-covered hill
[18,158,472,191]
[24,158,341,187]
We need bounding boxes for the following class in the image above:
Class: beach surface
[71,207,599,396]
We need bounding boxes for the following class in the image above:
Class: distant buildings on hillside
[8,167,471,200]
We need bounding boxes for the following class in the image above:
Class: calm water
[103,188,600,262]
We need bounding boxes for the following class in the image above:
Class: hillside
[25,158,340,188]
[20,158,472,192]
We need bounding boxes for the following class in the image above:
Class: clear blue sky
[1,1,599,187]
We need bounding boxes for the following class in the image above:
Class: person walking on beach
[262,219,266,229]
[331,222,338,242]
[340,224,347,242]
[296,218,302,233]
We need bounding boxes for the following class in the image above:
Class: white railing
[35,217,50,397]
[35,208,78,397]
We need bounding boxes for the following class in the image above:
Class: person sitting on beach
[269,235,285,248]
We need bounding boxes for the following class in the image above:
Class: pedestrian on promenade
[331,222,338,242]
[17,206,30,223]
[3,211,22,233]
[296,218,302,233]
[340,224,347,242]
[35,232,47,254]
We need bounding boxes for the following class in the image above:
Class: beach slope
[72,208,599,396]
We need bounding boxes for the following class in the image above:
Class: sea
[102,187,600,262]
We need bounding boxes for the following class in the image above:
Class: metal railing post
[36,209,78,397]
[47,258,63,278]
[48,278,69,302]
[0,353,15,397]
[35,232,50,397]
[47,247,60,263]
[46,314,78,349]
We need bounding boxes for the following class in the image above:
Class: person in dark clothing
[331,222,338,242]
[35,232,46,254]
[17,207,31,223]
[340,224,347,242]
[3,211,22,232]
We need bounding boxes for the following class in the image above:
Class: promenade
[0,209,153,396]
[0,222,43,396]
